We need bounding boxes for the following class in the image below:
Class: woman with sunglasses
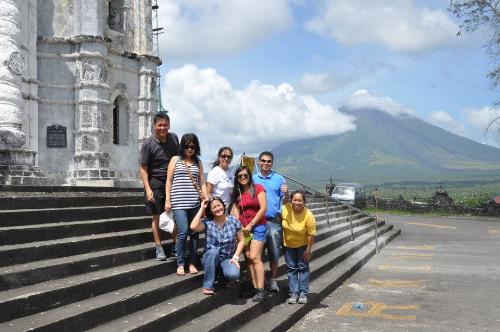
[165,133,207,276]
[191,197,245,295]
[231,166,267,302]
[207,147,234,209]
[281,191,316,305]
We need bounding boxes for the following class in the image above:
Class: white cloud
[299,72,337,94]
[466,106,500,131]
[158,0,293,59]
[163,65,356,158]
[344,89,415,117]
[305,0,458,52]
[428,111,466,135]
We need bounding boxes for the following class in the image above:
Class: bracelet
[232,255,239,260]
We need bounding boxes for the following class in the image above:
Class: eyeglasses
[220,154,232,160]
[260,159,272,164]
[185,145,196,150]
[237,173,249,180]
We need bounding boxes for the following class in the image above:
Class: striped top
[170,157,201,209]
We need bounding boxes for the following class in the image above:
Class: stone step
[0,253,183,323]
[0,219,382,330]
[0,195,143,210]
[0,241,168,291]
[236,228,401,332]
[93,222,392,332]
[0,228,151,267]
[0,211,352,291]
[0,216,151,245]
[0,205,148,226]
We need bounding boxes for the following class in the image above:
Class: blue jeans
[201,248,240,290]
[284,246,310,296]
[265,218,282,263]
[173,207,199,266]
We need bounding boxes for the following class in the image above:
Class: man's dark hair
[258,151,274,161]
[153,113,170,124]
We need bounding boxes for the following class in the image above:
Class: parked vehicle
[331,183,367,208]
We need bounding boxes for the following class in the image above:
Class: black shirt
[140,133,179,181]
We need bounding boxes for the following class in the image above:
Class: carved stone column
[0,0,26,148]
[71,43,114,186]
[137,56,159,148]
[0,0,46,185]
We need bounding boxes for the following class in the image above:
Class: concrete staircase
[0,187,400,331]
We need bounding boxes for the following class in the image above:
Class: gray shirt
[140,133,179,181]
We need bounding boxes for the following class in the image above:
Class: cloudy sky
[157,0,500,163]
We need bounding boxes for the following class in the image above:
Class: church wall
[17,0,160,186]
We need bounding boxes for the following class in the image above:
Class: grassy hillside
[272,108,500,188]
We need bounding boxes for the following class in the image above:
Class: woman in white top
[206,147,234,207]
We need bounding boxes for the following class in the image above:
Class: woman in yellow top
[281,191,316,304]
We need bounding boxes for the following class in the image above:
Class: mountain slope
[272,107,500,185]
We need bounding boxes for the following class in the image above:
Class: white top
[207,166,234,205]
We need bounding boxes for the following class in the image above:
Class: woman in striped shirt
[165,133,207,276]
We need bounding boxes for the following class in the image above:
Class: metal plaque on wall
[47,125,67,148]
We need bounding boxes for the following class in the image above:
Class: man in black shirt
[139,113,179,260]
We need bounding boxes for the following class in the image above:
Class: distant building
[0,0,160,186]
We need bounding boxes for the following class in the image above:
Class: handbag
[159,211,175,233]
[184,160,205,202]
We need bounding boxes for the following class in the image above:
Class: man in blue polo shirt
[253,151,287,292]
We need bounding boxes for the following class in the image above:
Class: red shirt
[238,184,267,227]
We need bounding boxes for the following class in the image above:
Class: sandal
[176,266,185,276]
[189,265,199,274]
[202,288,215,295]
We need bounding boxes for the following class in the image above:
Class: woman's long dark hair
[179,133,201,164]
[232,165,254,203]
[211,146,233,169]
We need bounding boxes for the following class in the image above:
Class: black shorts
[145,178,166,216]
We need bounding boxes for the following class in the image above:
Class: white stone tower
[0,0,160,186]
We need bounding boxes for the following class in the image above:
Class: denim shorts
[265,218,282,262]
[251,224,268,242]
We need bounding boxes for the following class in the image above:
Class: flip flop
[189,265,199,274]
[202,288,215,295]
[176,266,185,276]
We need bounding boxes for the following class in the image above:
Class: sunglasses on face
[237,173,249,180]
[260,159,272,164]
[185,145,196,150]
[220,154,232,160]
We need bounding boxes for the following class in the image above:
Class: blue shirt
[202,216,241,260]
[253,170,286,219]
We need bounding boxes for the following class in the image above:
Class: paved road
[290,215,500,332]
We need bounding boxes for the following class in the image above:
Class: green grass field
[366,181,499,207]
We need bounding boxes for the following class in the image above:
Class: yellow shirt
[281,204,316,248]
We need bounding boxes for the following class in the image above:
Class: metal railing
[273,171,332,228]
[273,170,380,251]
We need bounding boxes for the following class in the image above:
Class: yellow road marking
[397,245,435,250]
[378,265,432,272]
[336,301,420,321]
[389,254,434,260]
[488,229,500,235]
[368,279,426,289]
[406,222,456,230]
